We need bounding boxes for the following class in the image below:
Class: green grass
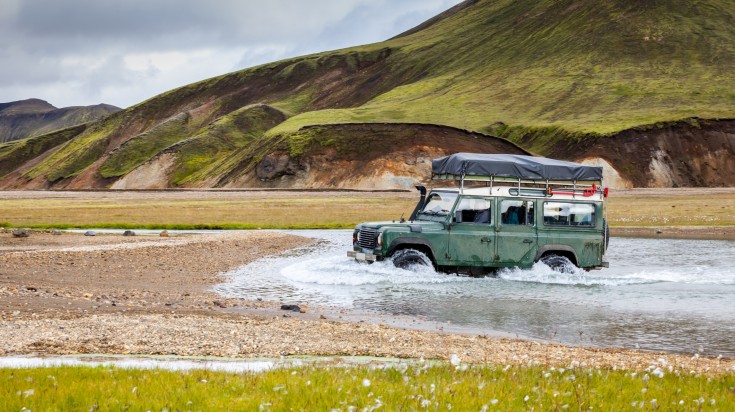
[2,364,733,411]
[0,193,416,230]
[1,190,733,230]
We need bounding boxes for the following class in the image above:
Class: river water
[215,230,735,357]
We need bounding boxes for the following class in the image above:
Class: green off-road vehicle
[348,153,610,274]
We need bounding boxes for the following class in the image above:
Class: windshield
[418,192,458,219]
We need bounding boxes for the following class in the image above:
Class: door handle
[523,239,533,244]
[481,237,492,243]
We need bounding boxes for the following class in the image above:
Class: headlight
[377,233,383,248]
[353,230,360,244]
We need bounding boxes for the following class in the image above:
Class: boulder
[123,230,136,237]
[280,304,302,312]
[12,229,30,238]
[84,231,96,236]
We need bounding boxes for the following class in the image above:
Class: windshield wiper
[420,209,448,216]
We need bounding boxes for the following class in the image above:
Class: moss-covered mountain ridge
[1,0,734,189]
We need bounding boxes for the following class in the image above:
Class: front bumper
[347,251,379,262]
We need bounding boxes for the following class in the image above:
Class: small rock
[280,304,301,312]
[12,229,30,238]
[160,230,169,237]
[25,286,37,292]
[320,315,327,320]
[51,230,63,236]
[213,300,227,308]
[84,231,96,237]
[299,308,307,314]
[122,230,136,237]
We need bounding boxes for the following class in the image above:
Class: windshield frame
[415,190,459,222]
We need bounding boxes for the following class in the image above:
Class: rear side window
[455,197,492,224]
[543,202,595,226]
[500,200,534,226]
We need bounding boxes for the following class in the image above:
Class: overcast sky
[0,0,462,109]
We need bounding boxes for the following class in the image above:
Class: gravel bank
[1,230,733,374]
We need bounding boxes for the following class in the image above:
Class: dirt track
[1,229,733,374]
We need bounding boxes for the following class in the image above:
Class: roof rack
[431,154,607,199]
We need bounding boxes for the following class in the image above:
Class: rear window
[543,202,595,226]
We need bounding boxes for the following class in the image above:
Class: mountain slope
[1,0,734,189]
[0,99,121,143]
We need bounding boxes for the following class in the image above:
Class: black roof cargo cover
[432,153,603,181]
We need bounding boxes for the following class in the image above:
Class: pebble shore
[1,230,733,374]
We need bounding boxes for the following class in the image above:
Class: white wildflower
[362,379,371,387]
[450,354,461,367]
[490,399,498,405]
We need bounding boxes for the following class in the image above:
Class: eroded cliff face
[517,119,735,189]
[2,119,733,190]
[108,123,530,190]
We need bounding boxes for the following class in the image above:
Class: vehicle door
[495,198,537,266]
[447,196,495,265]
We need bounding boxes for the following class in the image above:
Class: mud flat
[1,230,733,374]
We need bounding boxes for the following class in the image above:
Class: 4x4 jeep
[348,153,610,274]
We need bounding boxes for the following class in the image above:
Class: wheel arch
[387,237,437,265]
[535,245,579,266]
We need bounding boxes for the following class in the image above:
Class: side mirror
[454,210,463,223]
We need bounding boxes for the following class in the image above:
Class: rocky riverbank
[1,230,733,374]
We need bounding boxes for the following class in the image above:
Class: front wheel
[540,254,578,274]
[391,249,433,270]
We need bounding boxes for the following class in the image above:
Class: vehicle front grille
[358,228,379,249]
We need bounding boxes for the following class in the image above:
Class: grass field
[1,189,734,230]
[2,364,733,411]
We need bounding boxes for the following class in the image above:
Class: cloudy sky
[0,0,462,109]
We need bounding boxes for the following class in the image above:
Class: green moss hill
[1,0,734,189]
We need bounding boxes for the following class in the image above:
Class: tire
[391,249,432,270]
[540,254,578,274]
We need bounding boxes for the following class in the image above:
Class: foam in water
[498,262,735,286]
[280,254,468,286]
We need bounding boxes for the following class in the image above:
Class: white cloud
[0,0,464,108]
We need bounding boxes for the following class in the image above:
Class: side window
[543,202,595,226]
[500,200,534,225]
[455,197,492,224]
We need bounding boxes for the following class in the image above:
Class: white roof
[435,186,604,202]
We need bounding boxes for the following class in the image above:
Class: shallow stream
[216,231,735,357]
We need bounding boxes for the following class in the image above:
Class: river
[215,230,735,357]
